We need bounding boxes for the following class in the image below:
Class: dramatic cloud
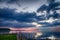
[37,0,60,13]
[0,7,60,28]
[37,0,60,20]
[0,8,36,27]
[0,8,45,28]
[37,4,48,12]
[0,8,36,22]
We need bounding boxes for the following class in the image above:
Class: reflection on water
[17,32,60,40]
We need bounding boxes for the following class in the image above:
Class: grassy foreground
[0,34,17,40]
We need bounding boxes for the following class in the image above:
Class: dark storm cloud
[0,8,36,22]
[0,8,60,28]
[51,11,60,19]
[0,8,36,27]
[0,8,47,23]
[36,15,46,20]
[0,8,48,27]
[46,11,60,19]
[37,4,48,12]
[0,8,16,20]
[15,12,37,22]
[37,0,60,13]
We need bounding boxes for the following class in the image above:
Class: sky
[0,0,60,38]
[0,0,60,28]
[0,0,47,12]
[0,0,47,28]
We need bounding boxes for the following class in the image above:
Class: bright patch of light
[35,32,42,38]
[50,11,53,14]
[56,10,60,14]
[36,11,47,16]
[40,17,54,23]
[48,35,56,40]
[36,12,43,16]
[45,17,54,23]
[32,22,42,28]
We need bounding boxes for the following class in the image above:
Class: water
[17,32,60,40]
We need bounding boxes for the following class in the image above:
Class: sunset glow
[10,28,39,33]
